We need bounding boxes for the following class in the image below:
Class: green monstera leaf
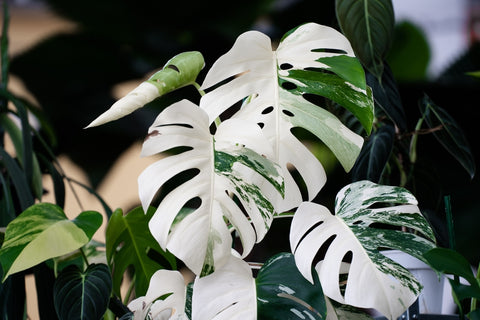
[0,203,102,280]
[139,99,284,277]
[290,180,436,320]
[105,206,177,298]
[199,22,374,212]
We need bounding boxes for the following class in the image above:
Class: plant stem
[79,247,90,267]
[123,273,136,305]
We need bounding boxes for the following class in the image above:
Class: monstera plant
[82,22,436,320]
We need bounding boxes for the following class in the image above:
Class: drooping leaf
[290,180,436,319]
[256,252,327,320]
[105,206,176,298]
[200,22,374,211]
[0,147,34,211]
[192,253,256,319]
[53,263,112,320]
[128,269,188,320]
[419,94,476,179]
[336,0,395,81]
[0,203,102,280]
[351,123,395,182]
[139,99,283,276]
[86,51,204,128]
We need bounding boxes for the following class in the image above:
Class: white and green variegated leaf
[139,99,284,276]
[128,269,188,320]
[290,180,436,320]
[86,51,204,128]
[200,22,373,212]
[192,253,256,320]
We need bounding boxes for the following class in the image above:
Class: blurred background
[2,0,479,318]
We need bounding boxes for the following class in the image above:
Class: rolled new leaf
[85,51,204,128]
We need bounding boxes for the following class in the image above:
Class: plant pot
[382,249,456,315]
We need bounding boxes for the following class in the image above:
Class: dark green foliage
[54,263,112,320]
[256,253,326,319]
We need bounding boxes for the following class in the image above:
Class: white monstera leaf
[139,99,284,276]
[200,22,374,211]
[290,180,436,320]
[192,253,256,320]
[128,269,188,320]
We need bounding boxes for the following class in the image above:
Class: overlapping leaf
[290,180,436,319]
[139,99,284,276]
[200,22,374,211]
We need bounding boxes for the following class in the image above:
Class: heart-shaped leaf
[54,263,112,320]
[0,203,102,280]
[290,180,436,319]
[105,206,176,298]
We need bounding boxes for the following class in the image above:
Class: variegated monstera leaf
[200,23,374,212]
[139,99,284,276]
[290,180,436,320]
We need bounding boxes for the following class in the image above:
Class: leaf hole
[261,106,274,114]
[311,48,348,54]
[312,234,336,267]
[303,93,327,108]
[281,81,297,90]
[280,63,293,70]
[282,109,294,117]
[257,122,264,129]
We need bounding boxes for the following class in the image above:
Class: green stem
[79,247,90,267]
[123,273,136,305]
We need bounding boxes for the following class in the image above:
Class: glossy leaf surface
[256,252,326,320]
[336,0,394,80]
[54,263,112,320]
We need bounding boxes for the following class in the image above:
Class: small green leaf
[105,206,176,298]
[420,95,476,179]
[336,0,395,81]
[256,252,326,319]
[0,203,102,281]
[54,263,112,320]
